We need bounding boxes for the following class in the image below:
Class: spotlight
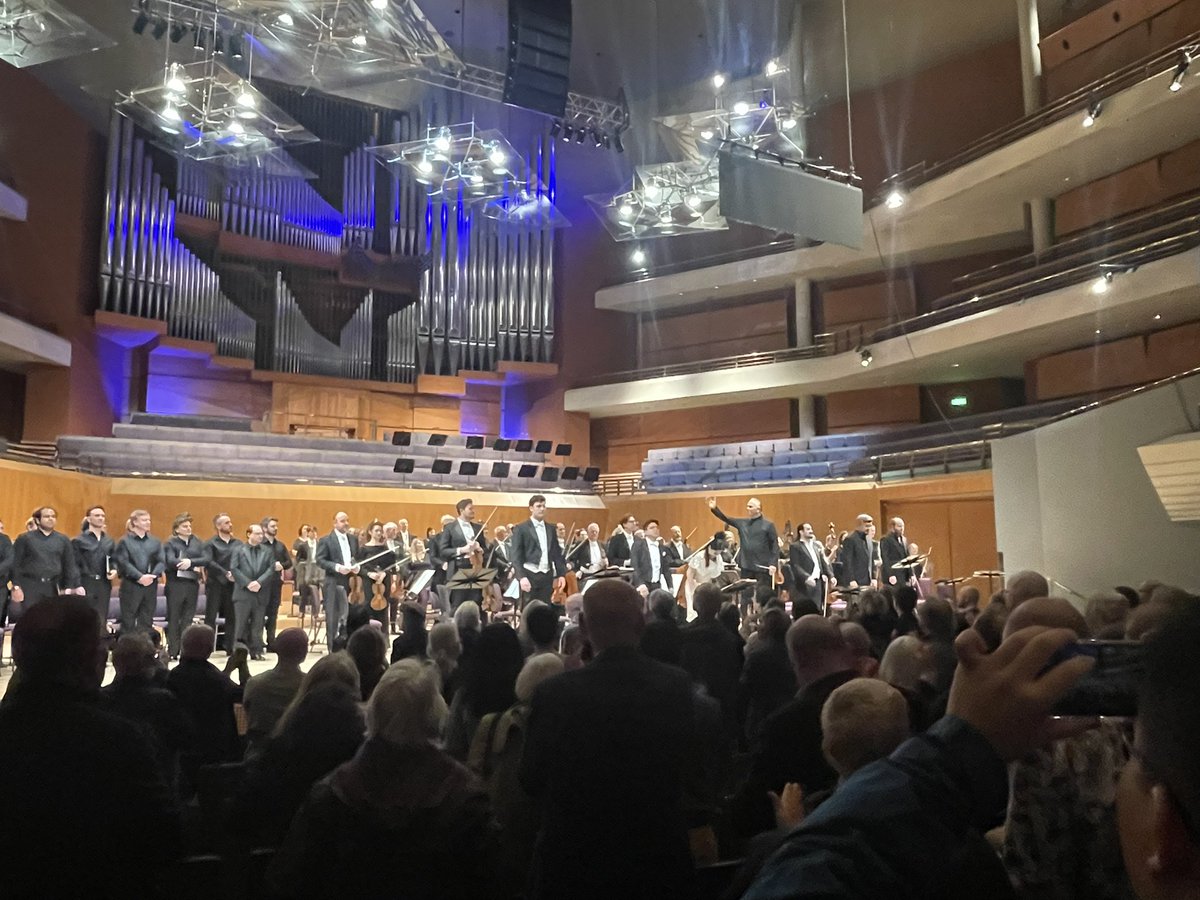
[859,348,873,367]
[489,146,506,166]
[549,119,561,138]
[1090,272,1113,294]
[235,89,256,110]
[561,124,574,143]
[1170,53,1190,91]
[229,31,244,59]
[1082,99,1102,127]
[433,128,451,152]
[699,128,714,140]
[685,193,702,209]
[601,132,611,150]
[712,73,726,89]
[277,12,294,26]
[618,202,634,218]
[781,116,797,130]
[159,103,181,124]
[169,22,186,42]
[151,18,168,39]
[658,209,673,223]
[643,181,660,200]
[165,68,187,95]
[132,11,150,35]
[417,157,434,174]
[631,247,647,266]
[213,32,225,54]
[352,32,368,47]
[765,59,780,76]
[371,0,389,8]
[884,188,905,210]
[592,128,604,147]
[574,127,585,144]
[192,27,206,50]
[733,100,750,115]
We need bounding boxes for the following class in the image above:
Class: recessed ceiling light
[951,363,960,368]
[1095,329,1102,335]
[1153,313,1162,320]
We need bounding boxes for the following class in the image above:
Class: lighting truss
[586,159,726,242]
[481,187,570,230]
[140,0,628,132]
[113,58,317,164]
[0,0,114,68]
[366,122,523,202]
[656,86,808,165]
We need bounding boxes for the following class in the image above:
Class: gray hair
[454,600,482,633]
[515,652,565,703]
[878,635,932,692]
[367,659,447,746]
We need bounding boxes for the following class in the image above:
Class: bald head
[581,579,645,654]
[181,624,215,661]
[1006,570,1049,610]
[1003,596,1089,639]
[274,627,309,666]
[787,614,852,687]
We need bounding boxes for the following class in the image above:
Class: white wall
[992,373,1200,596]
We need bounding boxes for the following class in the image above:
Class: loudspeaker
[491,462,511,478]
[427,434,448,447]
[392,431,412,446]
[492,438,512,451]
[459,461,480,476]
[555,443,573,456]
[503,0,572,118]
[582,467,600,482]
[518,464,538,478]
[431,459,452,475]
[465,435,485,450]
[561,466,579,480]
[393,458,414,474]
[534,440,553,454]
[515,439,534,453]
[540,466,560,482]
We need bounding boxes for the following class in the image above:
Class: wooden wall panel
[1147,320,1200,375]
[1039,0,1176,68]
[1148,0,1200,50]
[591,399,791,472]
[0,460,109,535]
[825,385,922,431]
[640,297,789,369]
[819,280,916,329]
[883,497,999,583]
[1055,159,1163,236]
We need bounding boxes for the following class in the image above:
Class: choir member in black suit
[315,512,360,652]
[879,517,912,587]
[11,506,82,609]
[437,499,489,612]
[164,512,211,660]
[838,514,875,589]
[231,522,277,661]
[205,514,241,654]
[788,522,834,612]
[72,505,116,631]
[631,519,674,599]
[260,516,293,651]
[606,513,638,567]
[113,510,164,636]
[509,495,567,608]
[0,523,12,631]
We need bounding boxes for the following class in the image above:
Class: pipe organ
[272,273,373,380]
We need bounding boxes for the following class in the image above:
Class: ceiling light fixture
[884,188,905,210]
[631,247,646,266]
[370,0,389,8]
[1154,313,1162,320]
[859,348,873,367]
[1090,272,1113,294]
[733,100,750,115]
[712,72,726,90]
[1170,52,1190,91]
[277,12,294,26]
[351,32,368,47]
[1082,98,1102,127]
[369,122,524,202]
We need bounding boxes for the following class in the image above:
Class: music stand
[446,568,499,592]
[972,570,1006,595]
[721,578,757,595]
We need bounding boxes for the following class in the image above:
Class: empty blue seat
[733,469,756,482]
[808,462,832,478]
[825,435,847,448]
[667,473,687,486]
[735,457,756,469]
[843,433,868,447]
[716,470,740,483]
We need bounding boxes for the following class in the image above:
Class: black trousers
[262,577,283,648]
[233,588,268,654]
[118,580,157,634]
[204,578,236,653]
[82,577,112,631]
[165,579,200,658]
[521,570,554,608]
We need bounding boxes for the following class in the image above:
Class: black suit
[568,539,607,575]
[438,519,489,610]
[663,540,691,569]
[0,532,14,628]
[879,533,910,586]
[839,530,873,587]
[260,536,293,648]
[789,539,833,608]
[316,530,360,650]
[631,538,673,595]
[509,519,566,605]
[520,646,697,899]
[606,530,636,567]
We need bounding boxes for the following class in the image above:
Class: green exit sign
[949,395,969,408]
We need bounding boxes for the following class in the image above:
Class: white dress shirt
[458,518,475,554]
[528,518,550,574]
[648,539,663,586]
[335,531,351,566]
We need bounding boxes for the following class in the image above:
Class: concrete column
[793,277,816,437]
[1017,0,1054,253]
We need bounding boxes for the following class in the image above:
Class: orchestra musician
[707,496,779,613]
[663,526,691,568]
[685,532,726,617]
[568,523,608,580]
[838,514,875,589]
[606,514,638,567]
[509,494,567,610]
[866,522,883,586]
[788,522,833,613]
[356,520,392,629]
[879,517,912,587]
[631,518,672,600]
[438,499,489,612]
[292,524,321,620]
[315,511,360,651]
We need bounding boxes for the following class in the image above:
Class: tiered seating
[57,424,592,492]
[640,434,869,492]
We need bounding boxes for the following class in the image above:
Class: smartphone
[1047,640,1144,717]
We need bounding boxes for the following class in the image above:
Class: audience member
[390,600,428,663]
[0,597,181,896]
[428,620,463,702]
[103,632,194,792]
[918,596,958,694]
[468,652,565,892]
[956,585,982,627]
[879,634,939,731]
[241,626,307,757]
[854,588,895,659]
[270,660,498,898]
[1086,591,1131,639]
[523,601,561,656]
[559,624,586,670]
[1113,585,1140,610]
[520,579,697,899]
[718,600,747,650]
[236,654,365,847]
[167,624,241,794]
[974,600,1010,651]
[821,678,911,782]
[734,615,858,839]
[444,623,524,760]
[1007,570,1050,610]
[680,583,744,739]
[893,586,920,637]
[741,607,797,745]
[563,591,583,624]
[454,599,483,666]
[641,588,684,665]
[839,620,880,678]
[347,625,389,701]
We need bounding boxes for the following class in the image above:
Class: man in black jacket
[113,509,164,636]
[72,505,116,632]
[11,506,82,608]
[0,523,12,632]
[232,523,278,661]
[315,511,360,651]
[879,516,911,587]
[606,513,638,567]
[838,514,875,589]
[205,513,240,654]
[509,494,566,609]
[631,518,673,600]
[521,579,697,899]
[259,515,293,651]
[168,624,241,796]
[437,498,489,612]
[708,496,779,612]
[164,512,212,661]
[788,522,833,611]
[0,597,181,896]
